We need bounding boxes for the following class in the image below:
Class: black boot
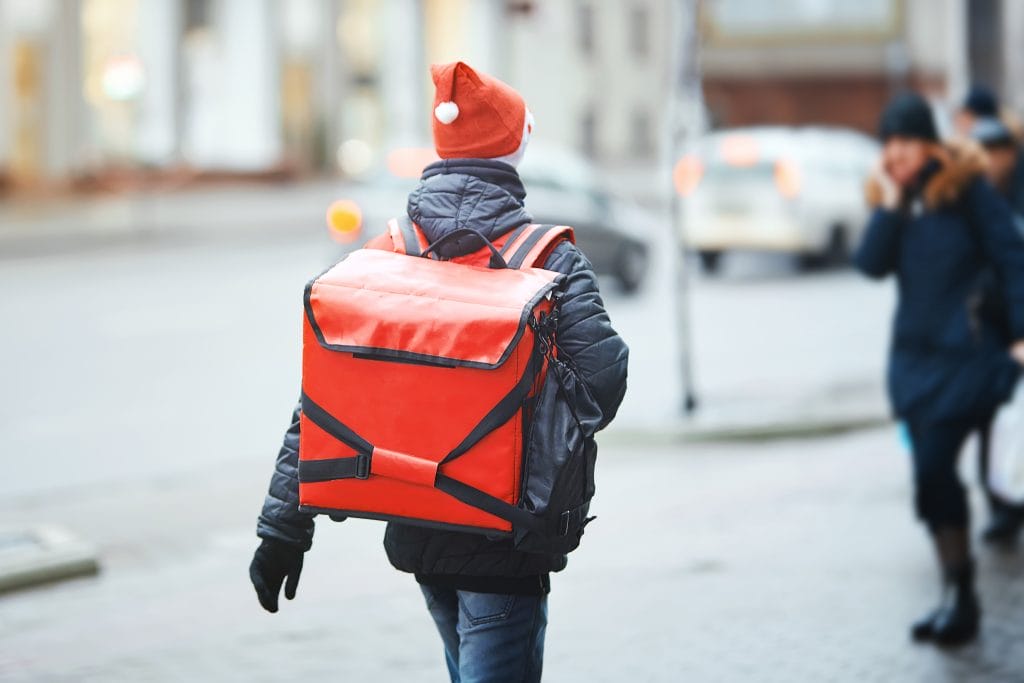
[930,561,980,646]
[910,527,980,646]
[910,607,941,642]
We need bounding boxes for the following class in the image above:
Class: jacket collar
[866,140,987,210]
[418,158,527,202]
[406,158,533,256]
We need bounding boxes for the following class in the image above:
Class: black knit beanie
[962,84,999,117]
[878,92,939,142]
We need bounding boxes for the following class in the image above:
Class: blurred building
[701,0,1024,133]
[0,0,677,196]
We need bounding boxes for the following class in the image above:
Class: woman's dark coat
[856,141,1024,424]
[256,159,629,582]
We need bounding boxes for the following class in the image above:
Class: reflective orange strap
[508,225,576,270]
[499,224,541,259]
[363,233,394,251]
[386,217,429,256]
[386,218,406,254]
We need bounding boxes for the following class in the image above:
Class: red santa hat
[430,61,531,160]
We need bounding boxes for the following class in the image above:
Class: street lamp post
[666,0,702,415]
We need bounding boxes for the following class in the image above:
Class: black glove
[250,539,305,613]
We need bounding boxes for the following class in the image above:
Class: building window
[577,1,594,56]
[631,108,653,159]
[580,106,597,159]
[630,4,649,60]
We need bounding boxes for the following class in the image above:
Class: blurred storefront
[0,0,676,195]
[0,0,409,190]
[701,0,955,133]
[0,0,84,188]
[701,0,1024,134]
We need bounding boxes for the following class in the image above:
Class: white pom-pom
[434,101,459,124]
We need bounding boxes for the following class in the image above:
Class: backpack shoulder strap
[384,216,427,256]
[363,233,394,251]
[504,224,576,270]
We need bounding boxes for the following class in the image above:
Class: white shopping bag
[989,380,1024,505]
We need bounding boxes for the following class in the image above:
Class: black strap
[300,343,546,532]
[439,346,544,465]
[300,380,548,533]
[299,346,540,480]
[435,474,545,533]
[498,223,534,256]
[506,225,554,269]
[398,216,422,257]
[300,392,373,454]
[299,454,370,482]
[420,228,509,269]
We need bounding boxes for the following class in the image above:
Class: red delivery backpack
[298,218,599,554]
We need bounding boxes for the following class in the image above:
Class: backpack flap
[305,248,562,368]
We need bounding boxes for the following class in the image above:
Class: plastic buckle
[355,452,371,480]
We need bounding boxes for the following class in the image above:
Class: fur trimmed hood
[866,140,988,209]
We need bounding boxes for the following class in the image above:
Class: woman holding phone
[856,92,1024,647]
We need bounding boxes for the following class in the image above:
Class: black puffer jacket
[257,159,629,586]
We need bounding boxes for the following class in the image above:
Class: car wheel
[615,244,647,294]
[824,225,850,266]
[795,252,825,272]
[698,250,722,275]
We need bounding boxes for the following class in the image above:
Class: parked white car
[677,126,879,273]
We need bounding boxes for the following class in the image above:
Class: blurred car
[676,126,879,273]
[337,145,651,293]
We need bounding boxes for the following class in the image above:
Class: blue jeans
[420,585,547,683]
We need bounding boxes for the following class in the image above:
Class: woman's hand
[1012,340,1024,367]
[872,160,901,210]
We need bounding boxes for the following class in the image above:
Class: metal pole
[666,0,701,415]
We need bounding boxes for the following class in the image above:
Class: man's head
[430,61,534,167]
[955,84,999,138]
[878,92,941,187]
[972,116,1020,190]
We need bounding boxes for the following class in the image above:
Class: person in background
[855,92,1024,647]
[953,84,1001,139]
[970,114,1024,545]
[972,115,1024,217]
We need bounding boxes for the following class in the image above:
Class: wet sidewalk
[1,425,1021,682]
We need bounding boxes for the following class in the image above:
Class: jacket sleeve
[854,208,904,279]
[968,178,1024,340]
[543,241,629,432]
[256,400,316,550]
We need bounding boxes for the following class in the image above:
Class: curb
[0,526,100,595]
[603,409,891,446]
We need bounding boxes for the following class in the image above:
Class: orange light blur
[326,199,363,243]
[673,155,704,196]
[774,159,802,199]
[719,135,760,167]
[386,147,440,179]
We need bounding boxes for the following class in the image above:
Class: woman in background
[855,92,1024,647]
[970,113,1024,544]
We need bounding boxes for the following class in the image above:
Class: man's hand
[1012,340,1024,367]
[250,539,305,613]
